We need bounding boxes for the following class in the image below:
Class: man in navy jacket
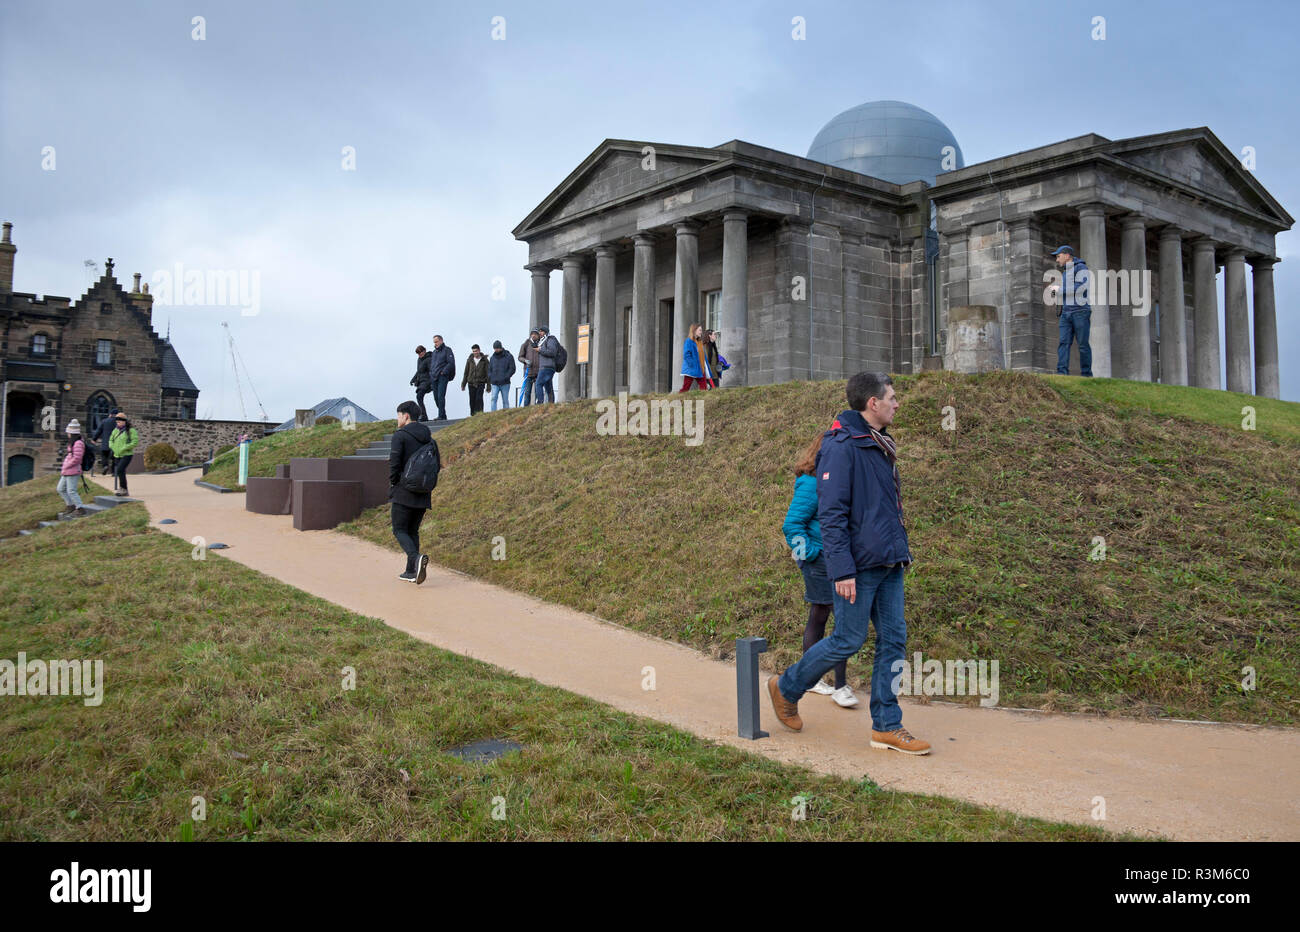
[769,372,931,755]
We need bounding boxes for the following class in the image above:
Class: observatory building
[513,100,1290,400]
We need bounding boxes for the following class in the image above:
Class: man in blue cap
[1049,245,1092,377]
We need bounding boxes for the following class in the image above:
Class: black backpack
[400,437,440,493]
[80,444,95,473]
[553,341,568,373]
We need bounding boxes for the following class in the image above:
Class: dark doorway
[88,391,116,438]
[657,298,675,393]
[6,455,34,485]
[5,394,38,434]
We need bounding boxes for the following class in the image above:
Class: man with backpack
[388,400,439,584]
[535,325,566,404]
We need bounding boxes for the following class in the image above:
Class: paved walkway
[129,470,1300,841]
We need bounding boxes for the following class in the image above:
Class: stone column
[630,233,657,395]
[592,245,617,399]
[673,221,700,380]
[1077,204,1111,378]
[528,264,550,332]
[560,256,583,401]
[1191,238,1221,390]
[1120,215,1150,381]
[721,211,749,387]
[1158,227,1188,386]
[1223,249,1251,395]
[1251,257,1280,399]
[774,217,810,383]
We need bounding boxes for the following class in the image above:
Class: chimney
[0,222,15,295]
[132,272,142,292]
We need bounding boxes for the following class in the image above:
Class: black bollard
[736,636,769,739]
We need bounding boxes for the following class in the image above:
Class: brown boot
[870,727,931,755]
[767,676,802,731]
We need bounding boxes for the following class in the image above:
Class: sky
[2,0,1297,420]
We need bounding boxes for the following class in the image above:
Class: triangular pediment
[1107,129,1293,228]
[514,140,728,237]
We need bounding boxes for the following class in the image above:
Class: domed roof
[807,100,964,186]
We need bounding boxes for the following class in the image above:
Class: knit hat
[65,419,81,434]
[492,340,503,349]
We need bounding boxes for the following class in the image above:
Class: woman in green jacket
[108,412,140,497]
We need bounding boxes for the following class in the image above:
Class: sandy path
[128,471,1300,840]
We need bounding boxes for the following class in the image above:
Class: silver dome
[807,100,964,186]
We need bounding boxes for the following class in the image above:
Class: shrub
[144,442,180,471]
[315,415,340,425]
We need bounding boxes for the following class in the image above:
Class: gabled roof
[161,342,199,392]
[272,396,379,432]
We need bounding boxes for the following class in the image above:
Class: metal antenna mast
[221,322,270,421]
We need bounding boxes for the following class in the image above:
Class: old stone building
[1,223,205,484]
[513,100,1290,401]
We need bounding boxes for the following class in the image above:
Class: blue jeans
[432,375,450,418]
[57,474,83,507]
[778,564,907,731]
[534,367,555,404]
[1057,308,1093,376]
[490,384,510,410]
[520,374,534,406]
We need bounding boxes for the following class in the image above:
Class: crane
[221,322,270,422]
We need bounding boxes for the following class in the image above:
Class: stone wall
[131,416,275,467]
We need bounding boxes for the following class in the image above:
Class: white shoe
[809,680,835,696]
[832,686,859,708]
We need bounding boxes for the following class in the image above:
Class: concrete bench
[246,476,293,515]
[292,479,362,531]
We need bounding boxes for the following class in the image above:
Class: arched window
[87,391,116,438]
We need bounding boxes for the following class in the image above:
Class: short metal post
[736,636,769,740]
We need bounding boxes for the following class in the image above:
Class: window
[96,340,113,365]
[31,334,47,355]
[100,302,112,315]
[622,306,632,388]
[88,392,116,436]
[705,291,722,333]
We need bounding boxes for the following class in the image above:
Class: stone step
[341,454,388,461]
[93,495,140,508]
[18,529,34,536]
[38,521,60,528]
[80,503,111,515]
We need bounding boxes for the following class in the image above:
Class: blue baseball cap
[1051,245,1075,256]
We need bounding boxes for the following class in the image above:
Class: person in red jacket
[57,418,87,517]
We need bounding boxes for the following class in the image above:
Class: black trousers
[390,503,426,573]
[113,454,132,492]
[414,388,430,422]
[468,383,485,415]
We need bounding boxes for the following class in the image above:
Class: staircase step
[38,521,60,528]
[80,503,111,515]
[18,529,34,536]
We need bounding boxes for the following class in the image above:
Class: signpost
[237,435,250,486]
[736,636,770,739]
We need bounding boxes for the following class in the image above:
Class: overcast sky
[3,0,1297,419]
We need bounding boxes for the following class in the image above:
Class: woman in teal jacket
[783,434,856,707]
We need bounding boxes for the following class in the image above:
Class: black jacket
[91,416,115,449]
[487,348,517,385]
[410,352,433,391]
[388,421,435,509]
[429,344,456,381]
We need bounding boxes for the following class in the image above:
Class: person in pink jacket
[57,418,87,516]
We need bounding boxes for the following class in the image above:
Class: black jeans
[390,503,426,573]
[468,383,485,415]
[414,388,430,422]
[114,454,132,492]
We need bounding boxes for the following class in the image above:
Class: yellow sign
[577,323,591,365]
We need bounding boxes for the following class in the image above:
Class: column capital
[673,220,702,235]
[1190,236,1219,254]
[1249,254,1278,269]
[1120,213,1147,231]
[1224,247,1248,261]
[722,209,749,224]
[1077,202,1108,219]
[632,232,658,247]
[561,254,585,269]
[594,243,617,259]
[1158,224,1184,241]
[526,263,553,276]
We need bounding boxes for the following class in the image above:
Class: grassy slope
[204,420,395,490]
[0,503,1115,841]
[332,371,1299,725]
[0,473,111,540]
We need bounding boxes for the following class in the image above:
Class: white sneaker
[809,680,835,696]
[832,686,859,708]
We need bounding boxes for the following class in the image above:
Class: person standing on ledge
[518,328,540,407]
[428,335,455,421]
[534,326,559,404]
[1049,244,1093,378]
[768,372,930,755]
[108,412,139,498]
[388,400,433,584]
[487,340,516,411]
[410,345,433,422]
[461,343,489,416]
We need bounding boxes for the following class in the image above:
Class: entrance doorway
[657,298,674,392]
[6,455,34,485]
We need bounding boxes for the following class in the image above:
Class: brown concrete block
[246,476,293,515]
[292,479,362,531]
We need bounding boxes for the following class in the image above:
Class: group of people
[679,324,728,391]
[408,327,568,420]
[55,409,140,515]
